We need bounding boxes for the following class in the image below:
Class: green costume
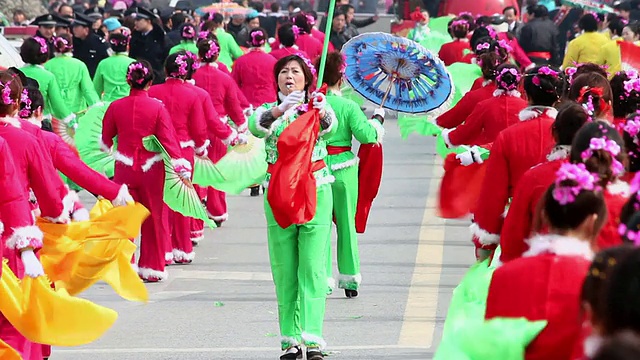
[21,64,75,124]
[93,52,136,102]
[169,41,198,55]
[44,53,101,114]
[408,24,450,53]
[216,27,244,70]
[324,90,384,291]
[249,101,339,350]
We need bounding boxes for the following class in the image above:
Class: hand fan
[620,41,640,72]
[51,117,77,153]
[74,103,115,178]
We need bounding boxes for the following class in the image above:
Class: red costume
[436,83,497,129]
[296,33,323,60]
[497,32,534,70]
[101,88,185,281]
[438,39,471,66]
[471,107,557,250]
[598,184,628,250]
[470,77,492,92]
[149,78,209,264]
[269,46,310,61]
[232,49,277,108]
[486,234,591,360]
[442,89,527,146]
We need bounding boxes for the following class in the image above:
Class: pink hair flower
[205,40,220,59]
[552,163,598,205]
[624,117,640,138]
[476,42,490,51]
[126,63,149,84]
[18,88,31,118]
[33,37,48,54]
[497,39,512,53]
[292,25,301,38]
[1,81,13,105]
[539,66,559,78]
[295,52,316,76]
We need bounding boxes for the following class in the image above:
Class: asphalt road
[52,116,474,360]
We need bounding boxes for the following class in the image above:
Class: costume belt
[526,51,551,60]
[326,146,351,155]
[267,160,326,174]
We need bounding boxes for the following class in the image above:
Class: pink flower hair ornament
[450,19,468,28]
[552,163,599,205]
[18,88,31,118]
[0,80,13,106]
[205,40,220,59]
[476,42,490,51]
[186,51,200,70]
[581,137,625,176]
[182,26,196,40]
[294,52,316,76]
[624,115,640,138]
[497,39,512,53]
[171,54,189,77]
[623,77,640,97]
[126,63,149,84]
[250,30,266,47]
[292,25,301,38]
[618,223,640,245]
[496,67,521,91]
[33,37,48,54]
[54,36,72,52]
[198,31,210,40]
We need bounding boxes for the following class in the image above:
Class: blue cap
[103,17,122,32]
[246,9,259,19]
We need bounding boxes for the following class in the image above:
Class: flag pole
[316,0,337,88]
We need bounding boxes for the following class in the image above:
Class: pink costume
[232,49,277,108]
[101,88,185,281]
[193,63,248,224]
[296,33,323,60]
[149,79,209,264]
[269,46,310,61]
[0,137,45,360]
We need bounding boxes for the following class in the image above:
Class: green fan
[397,113,442,139]
[192,135,268,194]
[429,16,455,39]
[142,135,217,229]
[447,62,483,105]
[75,103,115,178]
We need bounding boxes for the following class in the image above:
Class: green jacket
[169,41,199,55]
[216,28,244,69]
[93,53,136,102]
[20,64,74,123]
[44,54,101,114]
[249,102,339,187]
[325,91,384,171]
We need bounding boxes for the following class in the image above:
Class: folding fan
[74,103,115,178]
[52,117,77,153]
[142,135,217,229]
[192,134,268,194]
[620,41,640,72]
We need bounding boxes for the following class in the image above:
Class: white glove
[111,185,134,207]
[195,147,208,158]
[456,146,484,166]
[72,208,90,222]
[277,91,305,112]
[178,170,192,181]
[21,249,44,278]
[312,92,327,111]
[243,105,254,117]
[373,108,385,118]
[235,133,249,145]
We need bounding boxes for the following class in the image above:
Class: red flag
[355,143,383,233]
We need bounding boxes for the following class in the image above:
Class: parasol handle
[379,76,395,108]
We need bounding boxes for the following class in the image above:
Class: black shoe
[191,241,198,247]
[214,220,223,227]
[307,348,324,360]
[345,289,358,298]
[279,346,302,359]
[250,186,260,197]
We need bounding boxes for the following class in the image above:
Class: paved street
[53,117,475,360]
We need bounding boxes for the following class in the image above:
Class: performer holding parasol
[314,52,385,298]
[248,54,337,360]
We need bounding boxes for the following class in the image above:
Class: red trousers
[206,139,228,222]
[170,148,195,262]
[114,161,169,280]
[190,185,207,244]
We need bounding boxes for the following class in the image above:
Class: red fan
[438,153,487,219]
[51,117,78,155]
[355,143,383,233]
[620,41,640,72]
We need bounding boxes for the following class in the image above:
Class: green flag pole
[316,0,337,88]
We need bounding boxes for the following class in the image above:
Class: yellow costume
[562,31,611,69]
[599,38,622,78]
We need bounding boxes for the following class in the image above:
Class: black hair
[579,12,599,32]
[339,4,354,12]
[270,2,280,12]
[603,247,640,335]
[165,50,192,79]
[109,33,129,53]
[274,55,314,101]
[503,6,517,15]
[19,86,45,118]
[278,22,297,47]
[449,17,470,39]
[291,12,312,33]
[625,21,640,39]
[593,331,640,360]
[20,37,49,65]
[574,63,609,81]
[248,27,267,47]
[523,65,566,106]
[621,208,640,242]
[494,63,520,91]
[332,9,345,20]
[611,71,640,118]
[170,12,187,28]
[552,101,590,145]
[197,37,220,63]
[251,1,264,12]
[622,111,640,173]
[314,51,343,87]
[475,15,492,27]
[470,27,496,50]
[53,33,73,53]
[533,4,548,18]
[458,12,476,32]
[570,121,626,187]
[569,73,613,119]
[126,60,154,89]
[609,17,626,37]
[0,71,23,117]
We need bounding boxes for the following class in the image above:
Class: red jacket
[472,107,557,247]
[193,64,247,132]
[0,118,67,223]
[269,46,310,61]
[486,234,591,360]
[470,77,490,91]
[101,88,183,172]
[443,90,527,146]
[149,78,209,153]
[438,39,471,66]
[186,81,235,144]
[436,83,497,129]
[0,137,42,254]
[232,49,278,108]
[216,61,230,75]
[497,32,534,69]
[296,34,323,60]
[598,185,628,250]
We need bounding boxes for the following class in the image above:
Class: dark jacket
[519,17,560,66]
[329,29,349,50]
[73,32,110,78]
[129,23,168,84]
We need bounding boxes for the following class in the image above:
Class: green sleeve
[249,103,275,139]
[227,36,244,60]
[80,62,101,106]
[47,75,74,122]
[346,101,382,144]
[93,63,105,98]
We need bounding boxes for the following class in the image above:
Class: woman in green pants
[314,52,385,298]
[249,54,338,360]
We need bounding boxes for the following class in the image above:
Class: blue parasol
[341,32,453,114]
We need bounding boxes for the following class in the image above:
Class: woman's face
[277,60,306,95]
[622,26,638,42]
[248,18,260,29]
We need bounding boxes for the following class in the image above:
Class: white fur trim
[138,267,168,281]
[519,106,558,121]
[502,207,509,218]
[206,62,219,68]
[441,128,454,147]
[195,139,210,154]
[369,119,385,144]
[165,252,174,262]
[191,234,204,244]
[186,79,196,85]
[584,334,602,358]
[170,158,193,171]
[469,222,500,245]
[180,140,195,148]
[316,175,335,187]
[338,273,362,287]
[0,221,4,235]
[546,145,571,161]
[210,213,228,222]
[523,234,594,260]
[221,129,238,146]
[493,89,522,97]
[318,108,336,136]
[98,136,112,153]
[253,106,271,135]
[281,336,300,347]
[219,115,229,124]
[72,208,90,222]
[142,154,163,172]
[327,277,336,290]
[5,225,43,250]
[608,180,630,197]
[172,249,196,262]
[114,151,134,166]
[43,190,76,224]
[330,157,359,171]
[0,116,22,127]
[131,263,139,273]
[301,332,327,350]
[62,113,76,125]
[482,79,492,87]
